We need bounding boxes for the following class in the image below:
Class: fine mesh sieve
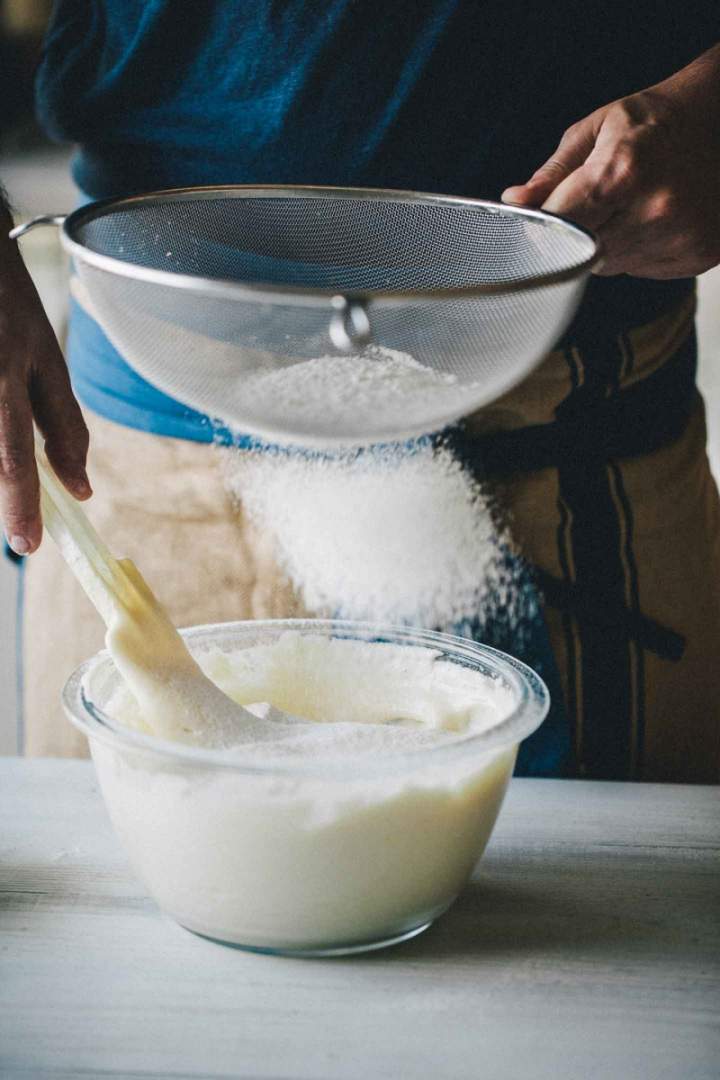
[12,186,600,446]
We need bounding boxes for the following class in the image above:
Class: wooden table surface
[1,758,718,1079]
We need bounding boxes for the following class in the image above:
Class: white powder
[233,346,472,442]
[103,632,515,760]
[223,439,514,630]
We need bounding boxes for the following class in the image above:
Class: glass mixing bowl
[63,619,549,956]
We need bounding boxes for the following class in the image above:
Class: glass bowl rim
[62,618,550,777]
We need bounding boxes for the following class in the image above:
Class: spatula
[35,433,269,747]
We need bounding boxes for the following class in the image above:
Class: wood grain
[1,759,718,1079]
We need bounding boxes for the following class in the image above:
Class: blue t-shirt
[36,1,714,439]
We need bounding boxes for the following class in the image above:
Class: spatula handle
[35,432,131,628]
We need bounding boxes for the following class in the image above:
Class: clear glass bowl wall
[63,619,549,956]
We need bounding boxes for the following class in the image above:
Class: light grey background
[0,146,718,754]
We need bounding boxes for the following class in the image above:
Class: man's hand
[502,44,720,279]
[0,212,90,555]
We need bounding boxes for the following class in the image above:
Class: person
[0,3,718,779]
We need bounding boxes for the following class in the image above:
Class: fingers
[501,113,598,207]
[0,318,90,556]
[592,215,720,279]
[30,349,91,501]
[0,378,41,555]
[502,101,640,234]
[502,84,720,278]
[0,246,91,554]
[540,154,620,232]
[541,108,643,228]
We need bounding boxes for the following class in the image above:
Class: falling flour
[222,438,521,631]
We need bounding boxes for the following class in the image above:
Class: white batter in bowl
[63,620,549,956]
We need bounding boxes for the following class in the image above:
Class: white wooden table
[1,759,718,1079]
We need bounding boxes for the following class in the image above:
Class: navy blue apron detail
[467,550,575,779]
[607,459,647,776]
[555,331,633,777]
[549,327,691,776]
[555,348,583,756]
[558,455,634,777]
[555,493,580,754]
[450,330,698,480]
[453,324,696,779]
[534,569,685,664]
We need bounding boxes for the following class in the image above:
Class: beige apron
[22,295,720,780]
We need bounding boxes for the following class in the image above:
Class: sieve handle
[9,214,67,241]
[329,295,371,351]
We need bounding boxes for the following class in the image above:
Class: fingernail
[70,474,92,499]
[502,188,531,205]
[9,535,31,555]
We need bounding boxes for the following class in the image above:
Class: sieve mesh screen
[64,187,598,445]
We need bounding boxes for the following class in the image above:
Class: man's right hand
[1,209,90,556]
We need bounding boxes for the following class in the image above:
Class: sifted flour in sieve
[222,438,517,631]
[230,346,472,442]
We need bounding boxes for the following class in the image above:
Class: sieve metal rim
[59,184,601,307]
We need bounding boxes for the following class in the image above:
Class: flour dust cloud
[222,439,522,632]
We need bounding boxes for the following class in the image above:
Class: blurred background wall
[0,2,718,753]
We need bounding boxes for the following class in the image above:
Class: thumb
[501,113,598,207]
